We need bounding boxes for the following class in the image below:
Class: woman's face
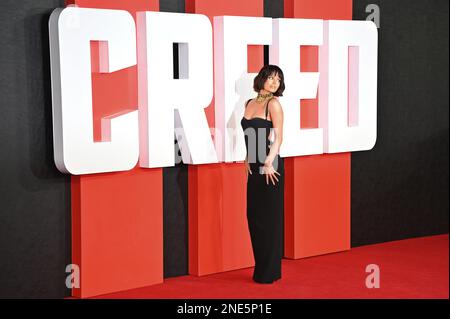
[263,72,281,94]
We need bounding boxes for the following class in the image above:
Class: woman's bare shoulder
[268,97,283,110]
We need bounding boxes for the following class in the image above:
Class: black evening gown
[240,97,284,283]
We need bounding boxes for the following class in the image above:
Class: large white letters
[49,8,378,175]
[137,11,217,168]
[49,7,139,175]
[319,20,378,153]
[271,18,324,157]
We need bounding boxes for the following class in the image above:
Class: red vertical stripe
[284,0,352,259]
[67,0,162,298]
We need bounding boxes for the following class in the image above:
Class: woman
[240,64,285,284]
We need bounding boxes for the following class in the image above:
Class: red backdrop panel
[284,0,352,258]
[67,0,162,298]
[187,0,264,275]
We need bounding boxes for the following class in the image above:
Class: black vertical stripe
[265,0,285,256]
[0,0,71,298]
[264,0,283,65]
[351,0,449,246]
[160,0,189,278]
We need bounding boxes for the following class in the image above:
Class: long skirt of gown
[247,155,284,283]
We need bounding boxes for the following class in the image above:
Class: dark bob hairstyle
[253,64,285,97]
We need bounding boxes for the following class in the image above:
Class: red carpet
[94,234,448,299]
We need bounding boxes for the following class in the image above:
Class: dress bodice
[240,98,274,167]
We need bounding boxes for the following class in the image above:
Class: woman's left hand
[263,158,280,185]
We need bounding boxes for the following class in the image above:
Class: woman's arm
[265,98,284,167]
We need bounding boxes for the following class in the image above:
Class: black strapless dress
[240,98,284,284]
